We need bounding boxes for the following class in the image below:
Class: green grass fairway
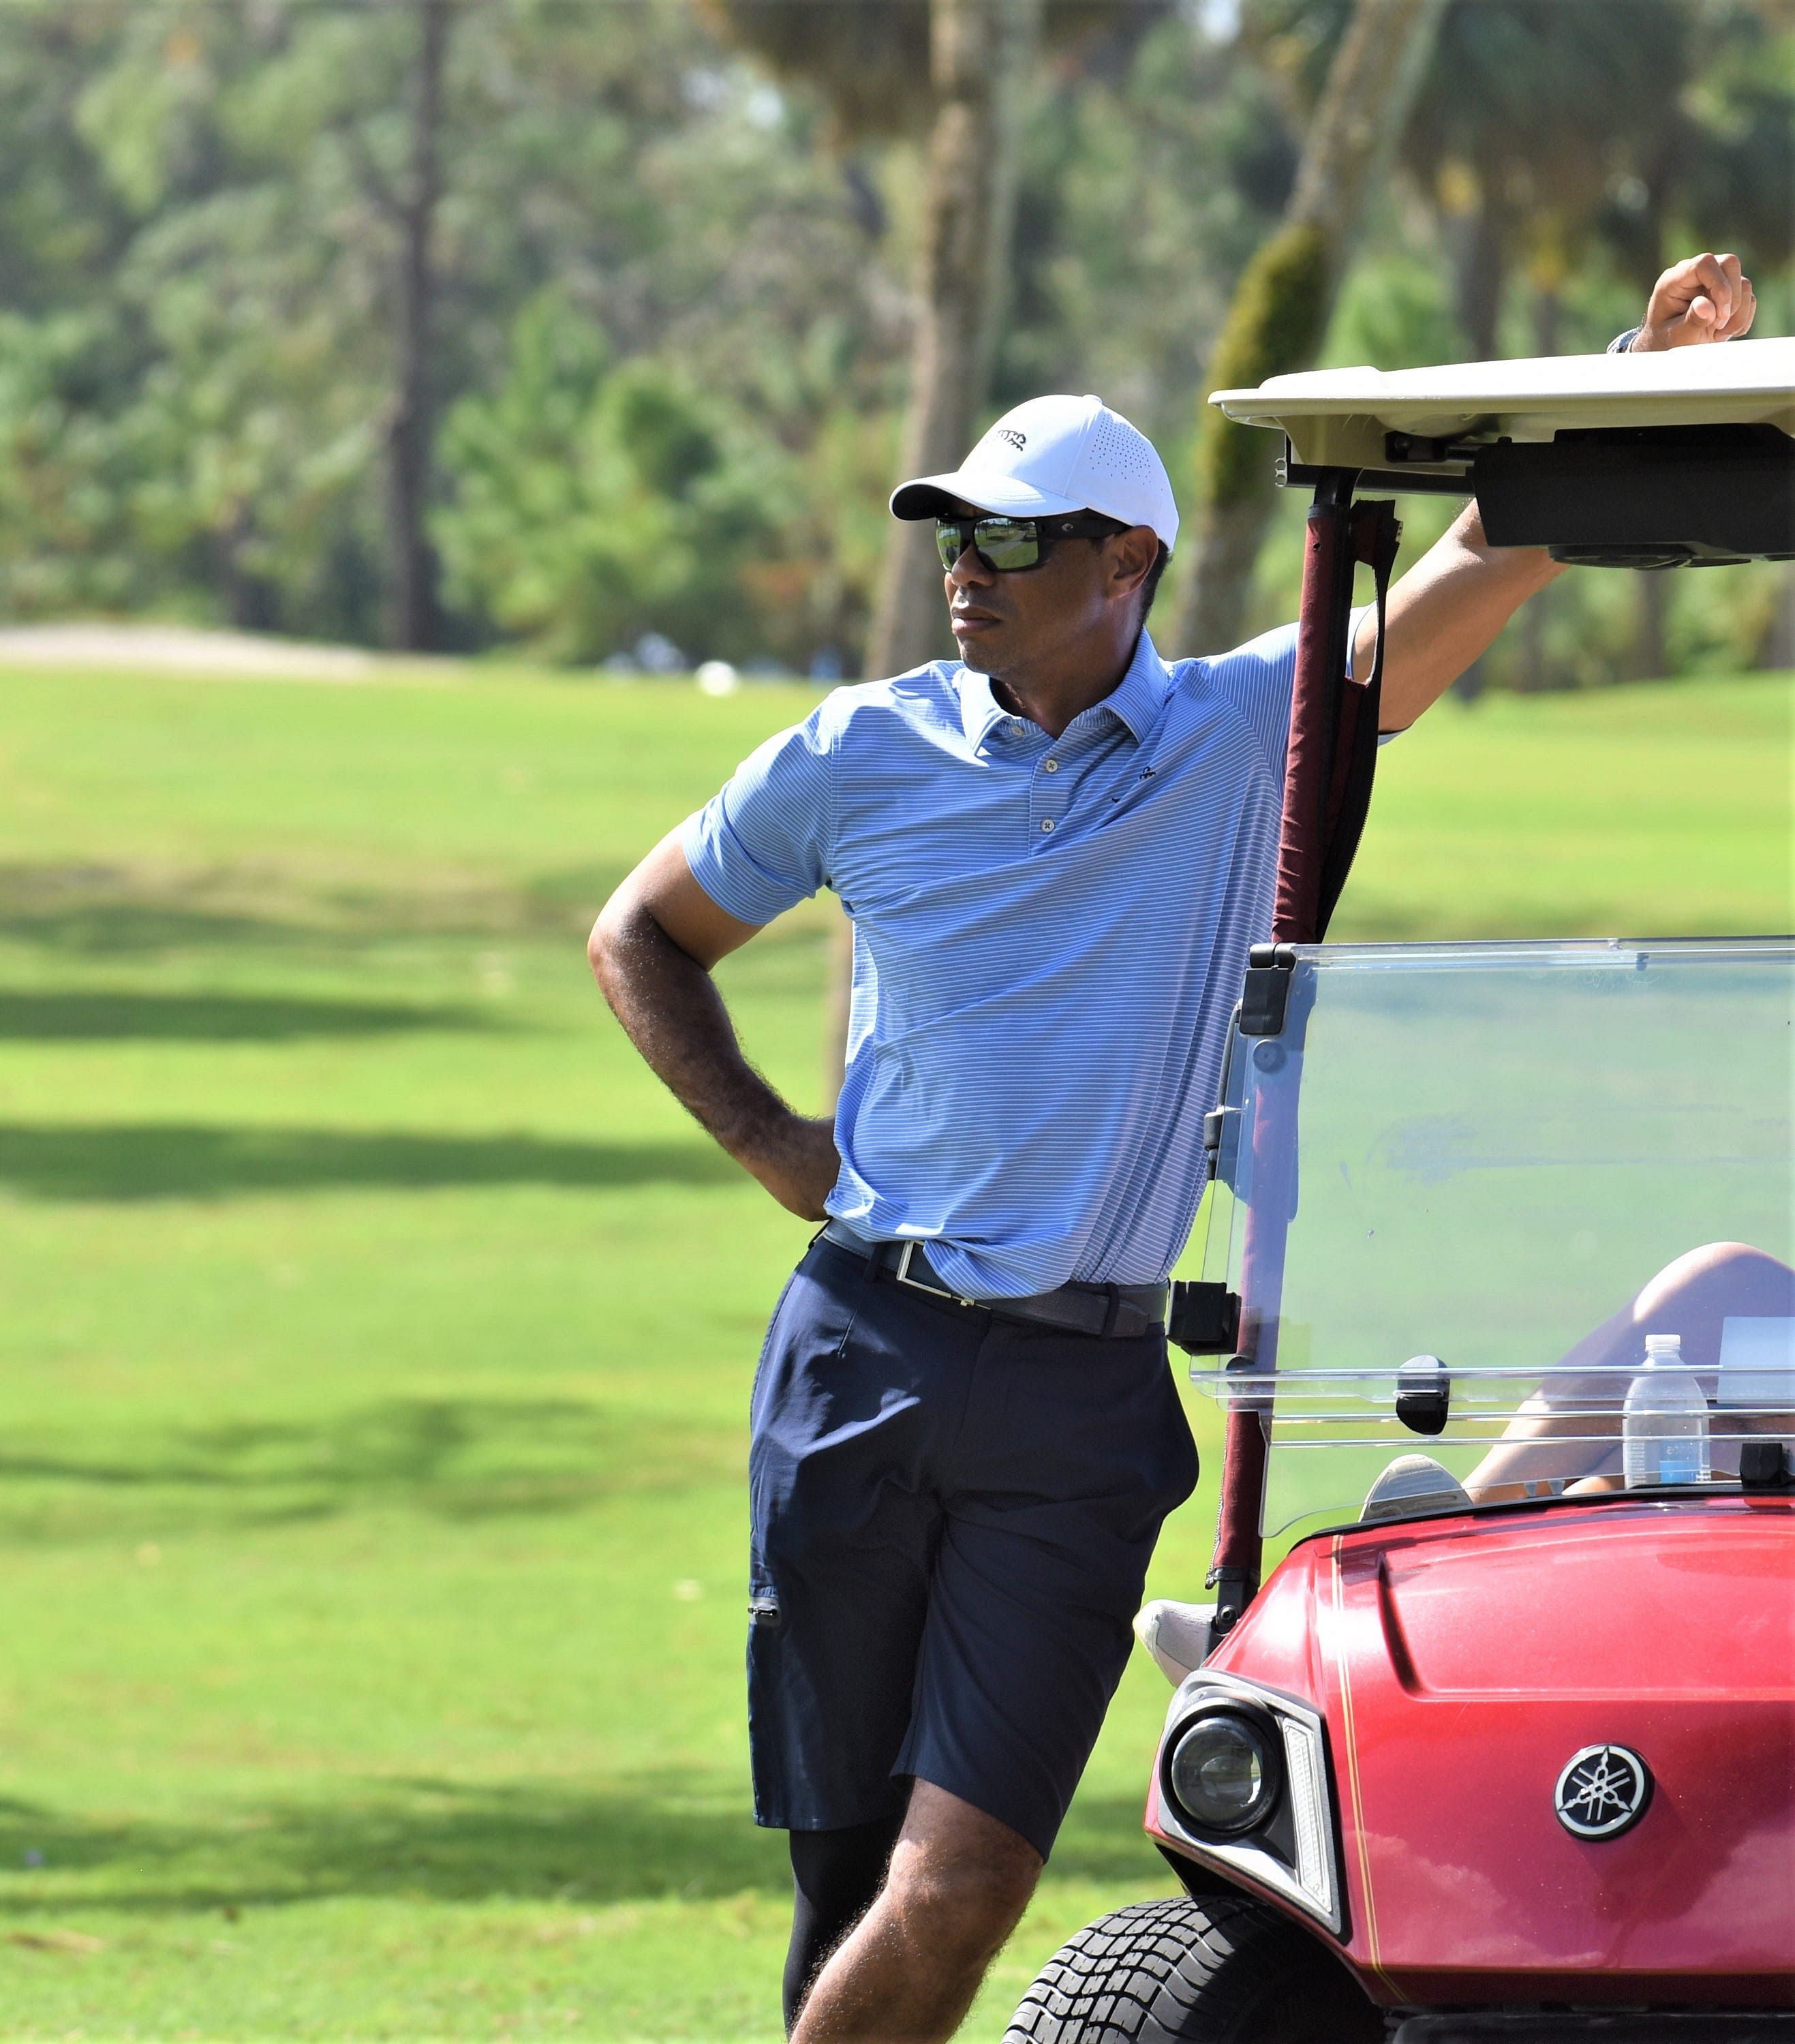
[0,659,1787,2041]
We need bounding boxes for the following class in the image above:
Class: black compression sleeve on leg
[783,1810,906,2032]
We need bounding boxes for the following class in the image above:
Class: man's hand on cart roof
[1632,251,1757,350]
[1364,250,1757,731]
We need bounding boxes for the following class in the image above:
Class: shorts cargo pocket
[745,1555,795,1826]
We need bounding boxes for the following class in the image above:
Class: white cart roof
[1210,335,1794,472]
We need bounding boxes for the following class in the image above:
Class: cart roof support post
[1206,469,1400,1636]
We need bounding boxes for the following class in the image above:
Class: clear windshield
[1192,939,1795,1537]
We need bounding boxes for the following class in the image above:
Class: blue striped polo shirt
[682,624,1324,1298]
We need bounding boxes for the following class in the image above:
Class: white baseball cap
[890,393,1178,551]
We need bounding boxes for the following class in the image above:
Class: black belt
[818,1221,1169,1340]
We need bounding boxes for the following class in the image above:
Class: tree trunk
[862,0,1040,685]
[1755,571,1795,673]
[1438,183,1506,705]
[384,0,449,653]
[1453,187,1507,362]
[1174,0,1447,659]
[1516,279,1561,693]
[218,498,277,633]
[1629,574,1671,684]
[825,0,1039,1105]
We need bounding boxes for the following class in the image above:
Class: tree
[1401,0,1792,681]
[434,290,782,662]
[862,0,1043,680]
[709,0,1054,1098]
[706,0,1180,680]
[24,0,472,645]
[1175,0,1447,658]
[373,0,450,651]
[1400,0,1687,360]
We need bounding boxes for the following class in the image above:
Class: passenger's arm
[589,830,841,1220]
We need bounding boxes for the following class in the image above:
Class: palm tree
[1400,0,1687,360]
[1174,0,1447,658]
[1400,0,1790,680]
[863,0,1044,681]
[708,0,1054,1099]
[381,0,452,652]
[707,0,1058,682]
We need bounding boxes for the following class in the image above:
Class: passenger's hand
[745,1112,842,1221]
[1631,252,1756,350]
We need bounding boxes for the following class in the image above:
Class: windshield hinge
[1740,1442,1794,1491]
[1240,944,1297,1036]
[1168,1282,1241,1356]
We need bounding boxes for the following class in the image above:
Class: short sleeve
[680,707,835,925]
[1202,609,1371,779]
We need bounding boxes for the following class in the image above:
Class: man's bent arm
[589,831,840,1220]
[1364,502,1563,731]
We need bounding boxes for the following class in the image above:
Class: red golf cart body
[1151,1501,1794,2008]
[1133,341,1795,2037]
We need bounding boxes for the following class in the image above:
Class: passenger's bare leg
[791,1780,1041,2044]
[1464,1242,1794,1502]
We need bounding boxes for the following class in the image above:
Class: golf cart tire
[1004,1895,1382,2044]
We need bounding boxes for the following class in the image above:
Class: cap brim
[889,468,1086,522]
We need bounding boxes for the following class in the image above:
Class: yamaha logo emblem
[996,428,1026,451]
[1554,1745,1652,1840]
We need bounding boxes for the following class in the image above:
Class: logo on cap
[996,429,1026,451]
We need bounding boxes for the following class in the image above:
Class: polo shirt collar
[955,630,1173,751]
[955,666,1014,750]
[1101,631,1174,742]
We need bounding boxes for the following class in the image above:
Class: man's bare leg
[1464,1240,1794,1501]
[791,1780,1042,2044]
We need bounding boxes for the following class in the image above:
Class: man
[590,252,1755,2043]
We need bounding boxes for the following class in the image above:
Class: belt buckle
[895,1241,978,1311]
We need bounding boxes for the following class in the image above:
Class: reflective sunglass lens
[934,519,1043,571]
[975,521,1039,570]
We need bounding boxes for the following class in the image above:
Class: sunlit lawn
[0,658,1786,2039]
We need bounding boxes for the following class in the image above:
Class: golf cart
[1007,340,1795,2043]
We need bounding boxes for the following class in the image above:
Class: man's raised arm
[589,833,840,1219]
[1363,251,1759,731]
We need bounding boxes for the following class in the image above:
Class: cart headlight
[1154,1675,1342,1936]
[1166,1709,1280,1835]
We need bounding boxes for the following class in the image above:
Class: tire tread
[1004,1895,1377,2044]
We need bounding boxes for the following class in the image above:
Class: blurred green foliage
[0,0,1787,680]
[1195,219,1328,509]
[435,294,782,663]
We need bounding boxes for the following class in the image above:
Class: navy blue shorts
[746,1234,1199,1861]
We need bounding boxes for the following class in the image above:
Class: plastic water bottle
[1623,1332,1710,1488]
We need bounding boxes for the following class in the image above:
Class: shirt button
[1040,818,1055,834]
[1043,758,1059,772]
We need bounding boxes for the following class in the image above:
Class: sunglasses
[934,512,1124,574]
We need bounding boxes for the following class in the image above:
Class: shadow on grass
[0,1775,783,1912]
[0,1396,742,1531]
[0,989,494,1041]
[0,861,602,954]
[0,1782,1163,1914]
[0,1123,738,1200]
[0,887,332,958]
[0,862,827,959]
